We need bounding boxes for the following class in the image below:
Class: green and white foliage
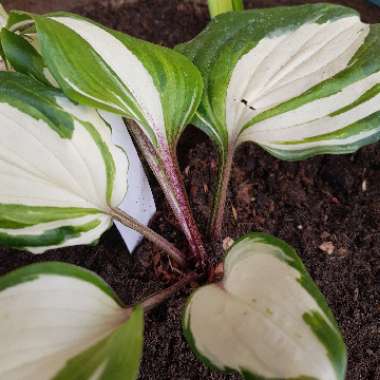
[6,11,204,149]
[0,262,143,380]
[3,11,207,260]
[0,72,128,253]
[184,233,346,380]
[177,3,380,160]
[0,26,156,252]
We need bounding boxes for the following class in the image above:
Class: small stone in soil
[319,241,336,255]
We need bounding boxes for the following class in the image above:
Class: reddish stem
[137,272,199,313]
[163,146,207,265]
[128,121,207,267]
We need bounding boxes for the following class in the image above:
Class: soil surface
[1,1,380,379]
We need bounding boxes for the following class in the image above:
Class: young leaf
[177,3,380,237]
[0,262,143,380]
[0,72,128,253]
[183,232,347,380]
[5,11,206,260]
[0,28,51,85]
[208,0,244,18]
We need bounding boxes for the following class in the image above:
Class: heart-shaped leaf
[0,72,128,253]
[178,3,380,159]
[0,262,143,380]
[184,233,346,380]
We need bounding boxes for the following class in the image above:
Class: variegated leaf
[6,11,203,148]
[177,3,380,160]
[184,233,346,380]
[0,262,143,380]
[0,29,156,252]
[4,11,207,259]
[0,72,128,253]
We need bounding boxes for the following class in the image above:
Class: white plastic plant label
[100,111,156,252]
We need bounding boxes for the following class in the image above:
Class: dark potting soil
[1,0,379,379]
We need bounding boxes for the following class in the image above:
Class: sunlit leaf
[184,232,347,380]
[0,262,143,380]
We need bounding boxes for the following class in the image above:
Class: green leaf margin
[176,3,374,161]
[0,261,124,306]
[183,232,347,380]
[54,306,144,380]
[0,262,144,379]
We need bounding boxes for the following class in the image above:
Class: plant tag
[100,111,156,252]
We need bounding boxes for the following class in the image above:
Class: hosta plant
[177,2,380,239]
[0,2,379,380]
[2,10,206,263]
[0,72,184,265]
[0,236,346,380]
